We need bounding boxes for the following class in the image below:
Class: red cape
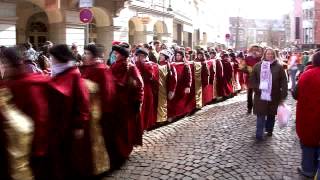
[296,67,320,146]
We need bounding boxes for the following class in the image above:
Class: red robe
[110,59,144,168]
[6,73,50,179]
[296,67,320,147]
[80,63,115,113]
[215,59,226,97]
[195,59,213,105]
[231,57,240,91]
[159,61,177,95]
[204,59,216,104]
[168,63,195,119]
[47,67,92,179]
[136,60,159,130]
[7,74,49,157]
[220,59,234,97]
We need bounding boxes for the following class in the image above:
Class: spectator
[250,48,288,140]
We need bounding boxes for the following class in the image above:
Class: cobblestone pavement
[105,93,310,180]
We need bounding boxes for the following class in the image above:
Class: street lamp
[167,0,173,11]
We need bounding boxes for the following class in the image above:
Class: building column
[133,31,146,44]
[96,26,116,55]
[49,22,66,44]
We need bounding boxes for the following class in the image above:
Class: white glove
[184,87,191,94]
[74,129,84,139]
[168,91,175,100]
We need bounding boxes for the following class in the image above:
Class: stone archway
[16,0,64,45]
[153,21,168,42]
[128,17,145,45]
[26,12,49,50]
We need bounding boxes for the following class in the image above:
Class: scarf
[259,60,273,101]
[51,61,75,77]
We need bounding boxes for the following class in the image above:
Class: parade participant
[220,52,234,98]
[208,50,217,85]
[229,52,241,93]
[174,50,192,94]
[244,45,262,114]
[81,44,115,176]
[195,50,210,86]
[47,44,92,180]
[237,52,247,90]
[250,48,288,140]
[159,49,177,100]
[109,42,144,171]
[152,40,162,63]
[1,47,50,180]
[185,47,192,61]
[295,51,320,178]
[135,48,159,130]
[210,51,224,98]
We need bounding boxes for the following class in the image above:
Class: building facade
[229,17,286,50]
[0,0,222,54]
[291,0,320,49]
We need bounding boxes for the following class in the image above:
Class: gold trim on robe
[156,65,168,122]
[211,60,217,100]
[84,80,110,175]
[194,62,203,109]
[0,87,34,180]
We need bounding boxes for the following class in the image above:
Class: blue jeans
[300,144,320,177]
[256,115,275,139]
[289,68,298,90]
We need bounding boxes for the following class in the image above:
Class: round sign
[225,33,231,39]
[80,8,93,23]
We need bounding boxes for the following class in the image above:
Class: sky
[218,0,294,19]
[202,0,293,43]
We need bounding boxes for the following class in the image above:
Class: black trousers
[247,88,254,112]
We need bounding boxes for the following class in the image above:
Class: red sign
[225,34,231,39]
[80,8,93,23]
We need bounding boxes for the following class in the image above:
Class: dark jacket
[250,60,288,115]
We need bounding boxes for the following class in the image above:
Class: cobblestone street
[106,93,308,180]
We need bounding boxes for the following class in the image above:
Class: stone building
[0,0,218,54]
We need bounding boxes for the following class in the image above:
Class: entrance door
[26,12,49,50]
[28,34,47,50]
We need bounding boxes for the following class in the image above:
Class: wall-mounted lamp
[167,0,173,11]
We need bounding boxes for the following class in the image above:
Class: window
[295,17,300,39]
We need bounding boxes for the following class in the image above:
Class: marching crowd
[0,40,319,180]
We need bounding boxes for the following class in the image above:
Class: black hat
[2,47,23,67]
[84,44,105,58]
[135,48,148,56]
[49,44,75,63]
[197,50,205,55]
[209,49,217,55]
[112,42,130,58]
